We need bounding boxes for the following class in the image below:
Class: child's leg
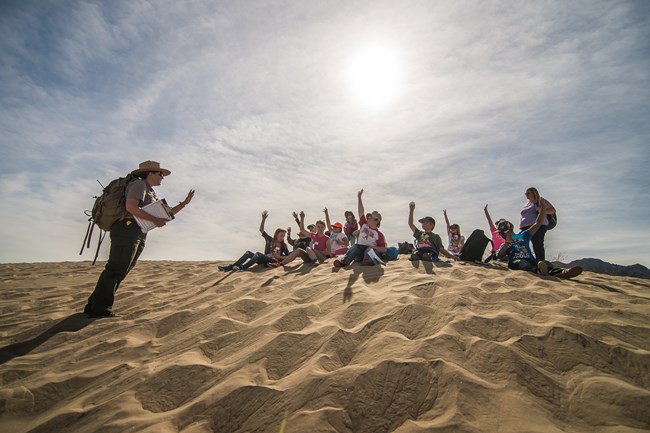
[257,254,274,268]
[242,252,264,270]
[509,258,536,272]
[314,250,326,264]
[305,247,318,262]
[280,249,301,265]
[233,251,255,267]
[341,245,362,265]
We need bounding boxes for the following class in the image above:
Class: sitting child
[218,211,289,271]
[484,204,506,261]
[324,207,350,255]
[305,219,331,264]
[343,211,358,245]
[496,202,582,279]
[334,189,387,267]
[444,209,465,258]
[408,201,458,261]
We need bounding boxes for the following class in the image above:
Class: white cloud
[1,0,648,267]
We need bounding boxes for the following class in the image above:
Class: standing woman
[519,187,556,261]
[84,160,195,317]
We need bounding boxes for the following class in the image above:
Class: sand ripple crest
[1,260,649,432]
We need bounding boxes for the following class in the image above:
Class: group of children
[218,188,583,280]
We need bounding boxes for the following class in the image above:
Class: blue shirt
[505,229,535,263]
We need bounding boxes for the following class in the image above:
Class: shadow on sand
[334,263,385,304]
[0,313,95,365]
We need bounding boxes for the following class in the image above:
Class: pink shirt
[310,233,330,251]
[490,226,505,253]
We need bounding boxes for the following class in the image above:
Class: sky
[1,0,649,267]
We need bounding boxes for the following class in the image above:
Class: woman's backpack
[80,174,136,264]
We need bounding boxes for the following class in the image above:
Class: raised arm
[408,202,417,233]
[443,209,451,232]
[292,211,301,230]
[259,210,268,234]
[170,189,195,216]
[298,211,311,238]
[484,204,495,230]
[528,202,548,237]
[357,189,365,220]
[324,208,332,231]
[286,226,295,246]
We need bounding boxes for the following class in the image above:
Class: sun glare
[346,45,402,109]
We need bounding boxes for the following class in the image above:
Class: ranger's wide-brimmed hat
[131,160,171,176]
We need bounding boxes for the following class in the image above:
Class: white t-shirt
[329,231,348,250]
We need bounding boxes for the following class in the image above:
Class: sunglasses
[156,172,164,178]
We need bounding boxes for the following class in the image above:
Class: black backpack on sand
[459,229,493,262]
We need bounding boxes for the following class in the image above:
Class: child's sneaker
[232,265,243,271]
[537,261,549,275]
[218,265,233,272]
[558,266,583,279]
[333,259,344,268]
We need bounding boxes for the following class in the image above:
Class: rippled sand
[1,260,649,433]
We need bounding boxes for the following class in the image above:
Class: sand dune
[1,259,649,433]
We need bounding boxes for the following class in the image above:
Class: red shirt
[311,233,330,251]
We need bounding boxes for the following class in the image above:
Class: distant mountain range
[555,258,650,280]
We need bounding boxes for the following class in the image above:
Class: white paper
[134,199,174,233]
[366,248,385,265]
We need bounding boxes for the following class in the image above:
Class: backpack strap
[79,211,94,255]
[92,230,107,265]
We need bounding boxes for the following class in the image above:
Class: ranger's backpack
[459,229,493,262]
[80,174,136,264]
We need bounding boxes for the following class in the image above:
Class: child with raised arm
[334,189,387,267]
[218,211,289,271]
[280,211,313,266]
[324,208,350,255]
[287,211,312,251]
[303,216,331,264]
[408,202,458,261]
[444,209,465,258]
[484,204,505,259]
[496,200,582,279]
[343,211,358,245]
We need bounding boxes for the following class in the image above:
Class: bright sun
[345,45,402,109]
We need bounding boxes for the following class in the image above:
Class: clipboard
[134,199,174,233]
